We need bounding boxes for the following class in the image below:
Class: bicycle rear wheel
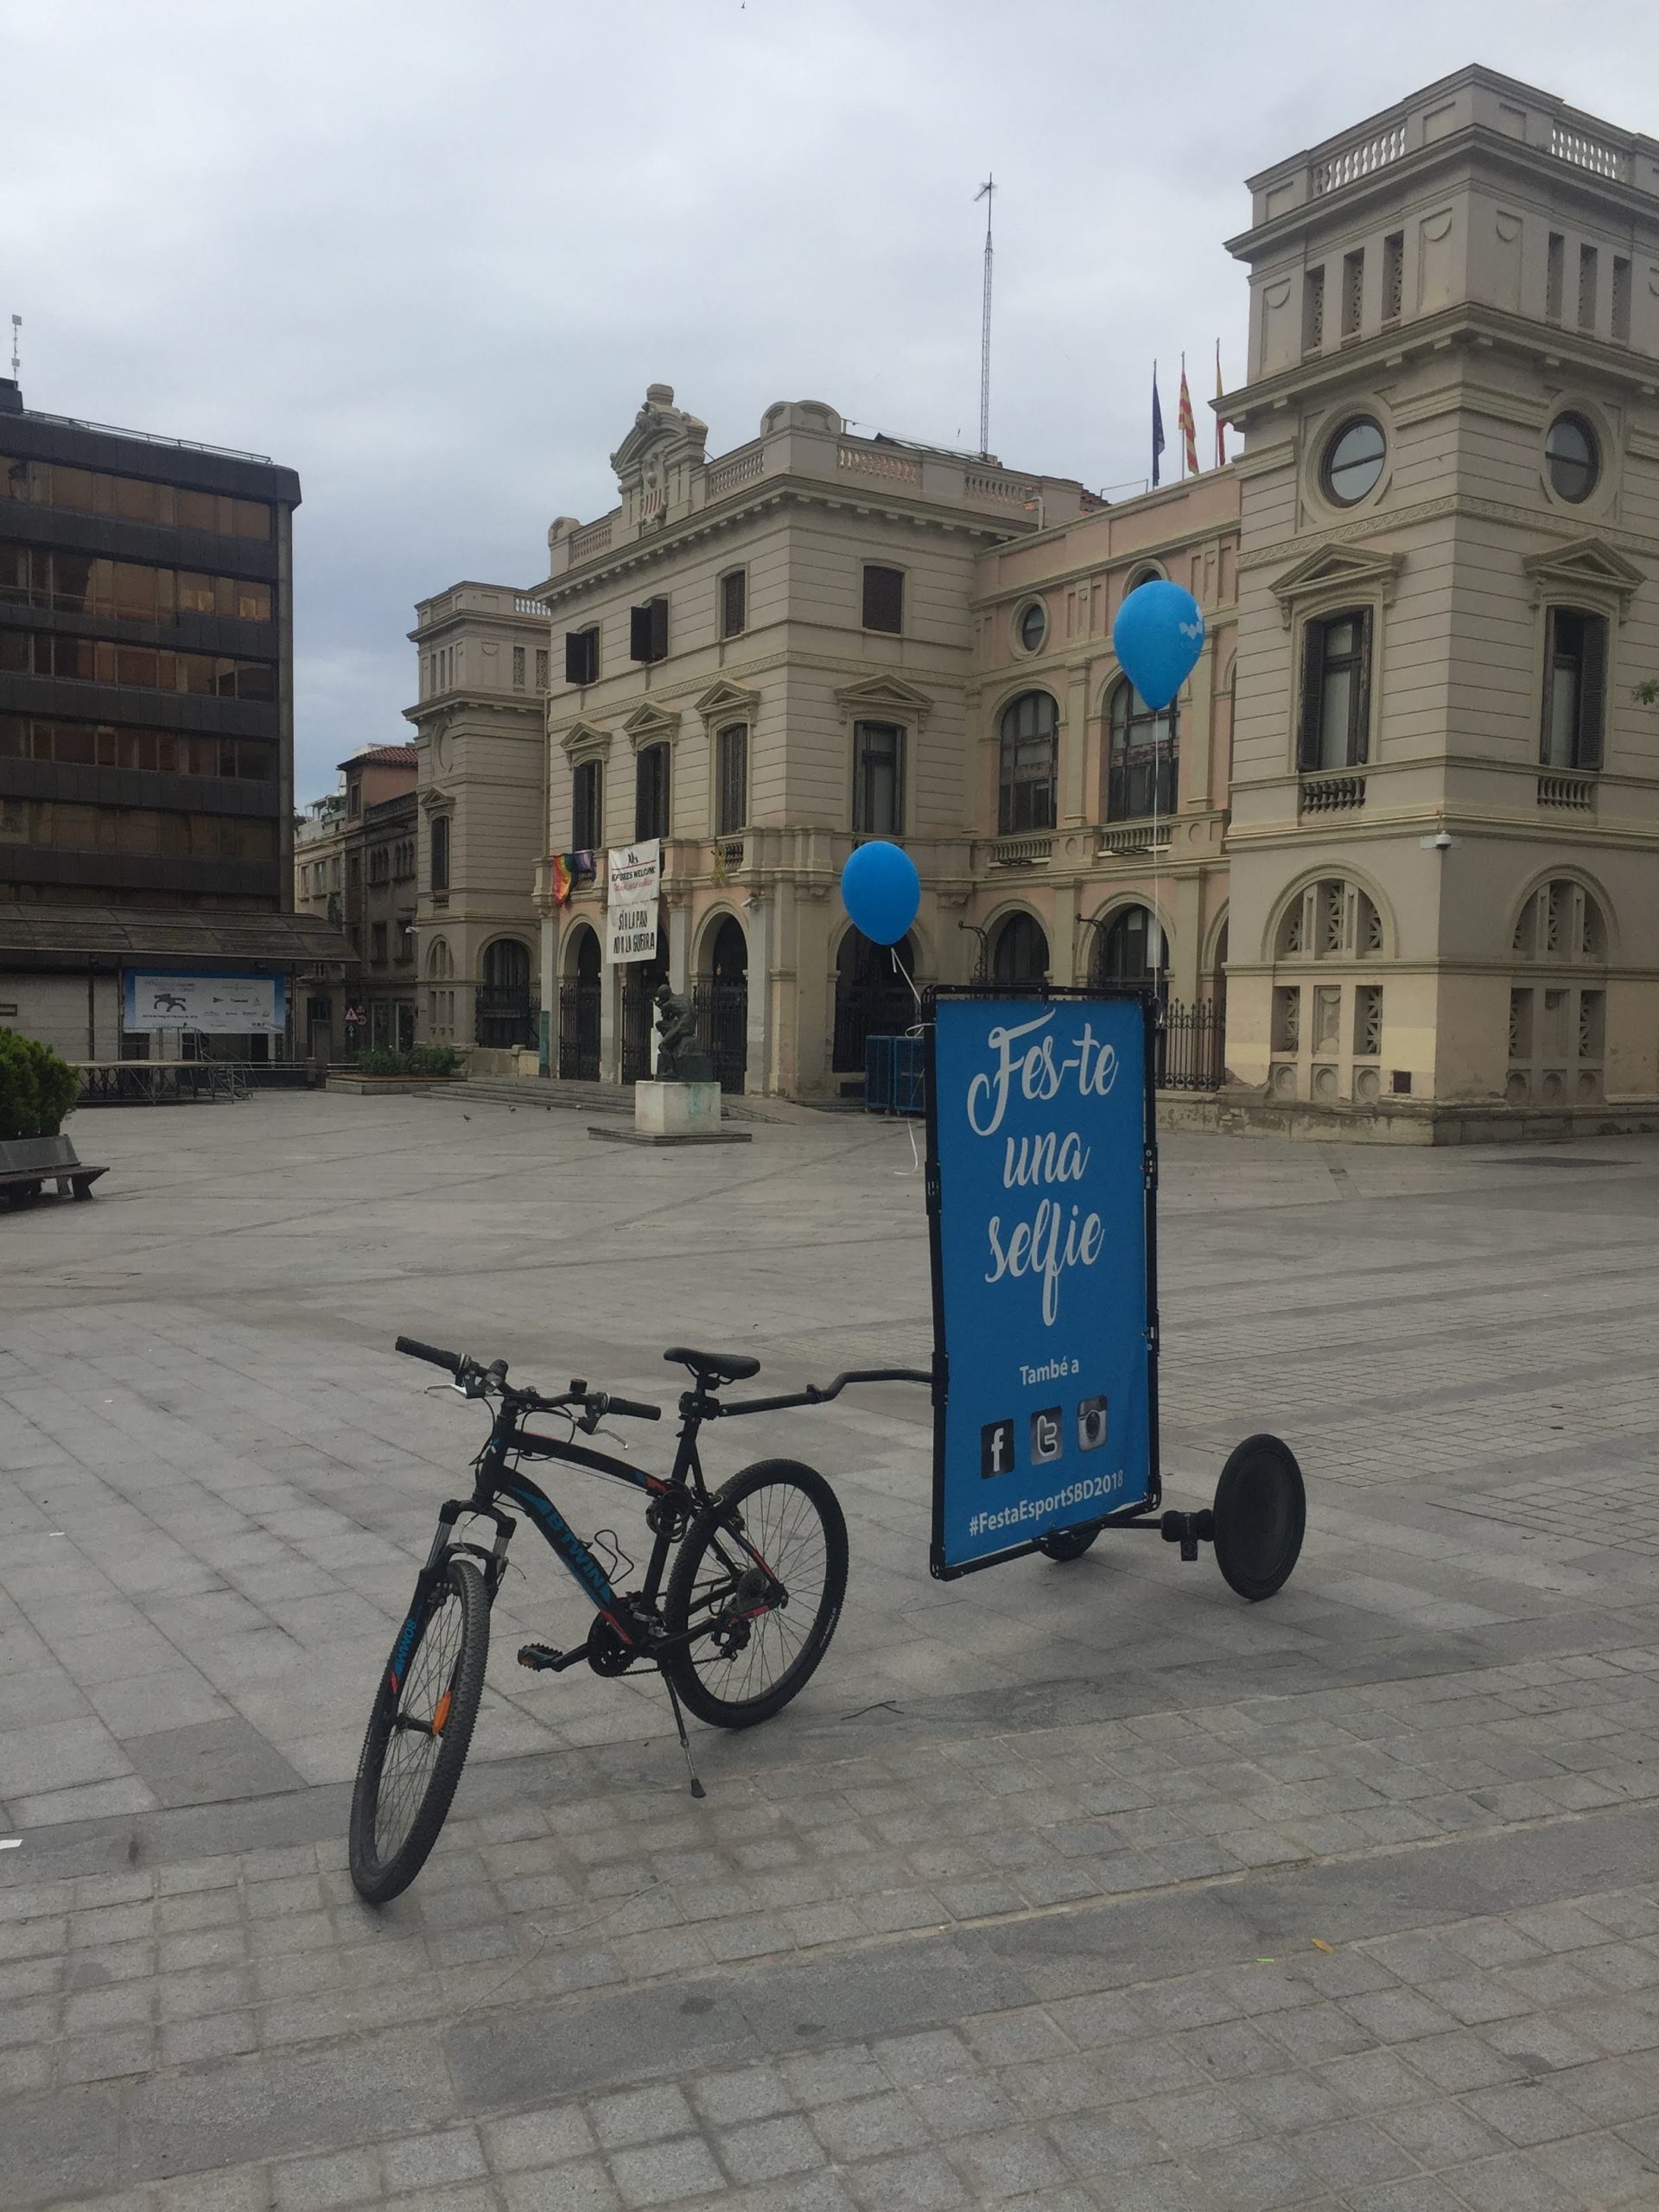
[663,1459,848,1729]
[349,1554,489,1904]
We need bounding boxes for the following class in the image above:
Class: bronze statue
[652,982,715,1083]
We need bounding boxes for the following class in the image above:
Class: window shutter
[1578,613,1606,770]
[649,596,669,663]
[564,632,586,685]
[629,606,652,662]
[1538,610,1558,766]
[1296,620,1325,771]
[1352,609,1372,766]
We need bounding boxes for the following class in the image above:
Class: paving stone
[482,2108,600,2171]
[715,2113,823,2183]
[607,2136,727,2209]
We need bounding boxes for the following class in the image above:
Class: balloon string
[892,944,924,1023]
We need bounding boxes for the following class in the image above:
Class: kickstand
[661,1671,706,1800]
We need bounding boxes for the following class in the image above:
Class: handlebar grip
[602,1394,662,1422]
[395,1335,463,1376]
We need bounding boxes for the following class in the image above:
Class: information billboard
[925,988,1159,1577]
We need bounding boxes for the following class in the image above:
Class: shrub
[0,1029,80,1141]
[347,1045,460,1077]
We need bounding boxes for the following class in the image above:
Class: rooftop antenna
[975,176,994,460]
[9,316,19,379]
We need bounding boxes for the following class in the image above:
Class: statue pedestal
[637,1079,723,1139]
[588,1079,752,1148]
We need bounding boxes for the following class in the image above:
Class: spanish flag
[1178,356,1199,479]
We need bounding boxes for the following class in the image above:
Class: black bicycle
[348,1336,927,1904]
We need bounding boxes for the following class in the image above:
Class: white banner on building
[124,972,284,1033]
[606,840,661,964]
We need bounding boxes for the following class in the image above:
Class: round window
[1322,416,1386,506]
[1545,412,1599,504]
[1017,601,1047,653]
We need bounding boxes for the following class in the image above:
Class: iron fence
[693,981,747,1095]
[1156,997,1227,1092]
[557,981,600,1081]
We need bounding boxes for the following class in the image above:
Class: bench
[0,1135,108,1207]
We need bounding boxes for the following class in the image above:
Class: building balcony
[988,833,1052,869]
[1537,772,1596,812]
[1299,772,1367,817]
[1096,821,1172,860]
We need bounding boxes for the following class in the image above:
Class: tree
[0,1030,80,1141]
[1635,680,1658,707]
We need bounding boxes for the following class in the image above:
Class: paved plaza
[4,1092,1659,2211]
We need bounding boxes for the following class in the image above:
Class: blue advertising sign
[925,988,1160,1577]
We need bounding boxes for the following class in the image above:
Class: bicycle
[348,1335,929,1904]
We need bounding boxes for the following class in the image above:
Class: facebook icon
[980,1418,1015,1479]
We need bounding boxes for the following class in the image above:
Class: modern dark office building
[0,376,350,1060]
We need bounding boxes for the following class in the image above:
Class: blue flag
[1151,364,1166,488]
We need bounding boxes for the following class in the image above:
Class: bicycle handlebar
[393,1337,661,1421]
[395,1335,463,1376]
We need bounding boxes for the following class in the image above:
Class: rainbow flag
[550,854,573,906]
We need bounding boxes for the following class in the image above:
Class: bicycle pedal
[517,1643,564,1671]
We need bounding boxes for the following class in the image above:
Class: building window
[1546,232,1565,321]
[1107,682,1178,820]
[1275,879,1383,961]
[1578,244,1599,331]
[1545,414,1599,504]
[425,936,454,1042]
[1297,610,1371,771]
[1341,249,1363,339]
[852,721,905,836]
[1302,267,1325,353]
[998,691,1058,836]
[371,921,387,965]
[347,782,361,817]
[1321,416,1385,506]
[1382,231,1404,322]
[535,647,550,690]
[861,564,904,634]
[1541,608,1607,771]
[992,913,1048,985]
[1612,257,1632,346]
[512,645,526,689]
[721,569,747,639]
[1016,601,1047,654]
[715,724,747,836]
[1509,881,1608,1106]
[573,759,603,849]
[429,813,450,893]
[635,742,671,841]
[565,626,599,685]
[1094,904,1165,988]
[629,598,669,664]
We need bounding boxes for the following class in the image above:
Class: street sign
[924,988,1159,1578]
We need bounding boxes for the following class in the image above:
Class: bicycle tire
[349,1554,489,1904]
[663,1459,848,1729]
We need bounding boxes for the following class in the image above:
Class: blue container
[864,1034,925,1117]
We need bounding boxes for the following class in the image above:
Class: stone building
[412,65,1659,1139]
[293,743,418,1056]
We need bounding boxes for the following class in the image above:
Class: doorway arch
[832,928,917,1073]
[1091,903,1166,994]
[696,914,749,1093]
[558,925,601,1080]
[477,936,535,1049]
[991,912,1048,986]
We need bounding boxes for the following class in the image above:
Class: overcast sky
[5,0,1657,798]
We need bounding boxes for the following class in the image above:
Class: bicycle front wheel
[349,1554,489,1904]
[663,1459,848,1729]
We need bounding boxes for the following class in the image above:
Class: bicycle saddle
[665,1345,760,1385]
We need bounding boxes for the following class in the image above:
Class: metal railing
[1157,999,1227,1092]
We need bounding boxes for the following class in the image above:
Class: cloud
[3,0,1654,796]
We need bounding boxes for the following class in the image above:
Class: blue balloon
[1111,579,1206,713]
[841,840,920,947]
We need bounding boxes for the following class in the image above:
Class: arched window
[424,935,454,1043]
[480,938,531,994]
[1093,904,1165,988]
[992,912,1048,985]
[833,930,918,1072]
[1509,880,1609,1107]
[1274,880,1382,961]
[1108,681,1178,820]
[429,813,450,893]
[477,938,534,1049]
[998,692,1057,836]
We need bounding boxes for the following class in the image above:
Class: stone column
[743,893,772,1096]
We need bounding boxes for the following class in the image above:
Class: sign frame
[606,840,663,966]
[922,982,1163,1582]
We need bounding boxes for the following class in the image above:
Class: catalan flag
[1178,356,1199,478]
[1215,339,1227,468]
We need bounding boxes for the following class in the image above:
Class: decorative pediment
[695,680,761,732]
[1269,544,1404,627]
[832,674,935,728]
[417,785,452,817]
[557,719,612,765]
[1522,536,1643,619]
[610,383,709,498]
[622,700,683,751]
